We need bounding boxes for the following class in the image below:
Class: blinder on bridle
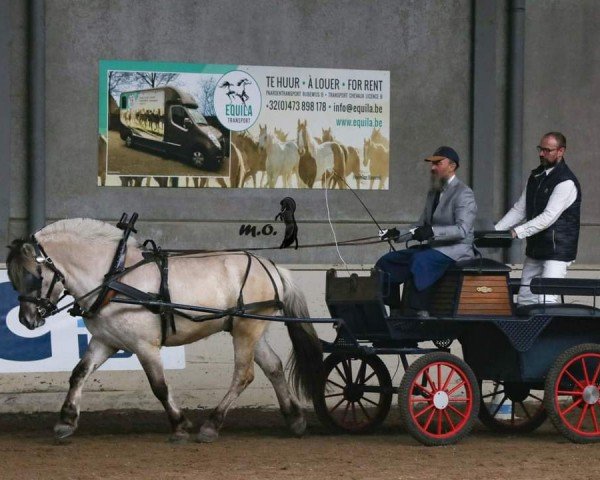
[17,237,68,319]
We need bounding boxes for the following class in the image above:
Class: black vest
[525,160,581,261]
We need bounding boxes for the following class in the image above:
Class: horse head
[296,119,309,152]
[321,127,333,142]
[6,238,68,330]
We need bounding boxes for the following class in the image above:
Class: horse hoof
[54,423,76,440]
[196,427,219,443]
[289,416,307,437]
[169,430,189,444]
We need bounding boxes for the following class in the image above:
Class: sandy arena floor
[0,408,597,480]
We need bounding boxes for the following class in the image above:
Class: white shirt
[495,167,578,239]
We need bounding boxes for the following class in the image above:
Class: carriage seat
[447,257,511,274]
[516,303,600,317]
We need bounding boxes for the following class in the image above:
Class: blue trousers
[375,246,454,308]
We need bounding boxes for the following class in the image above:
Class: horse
[257,125,299,188]
[296,120,345,189]
[232,131,267,188]
[370,128,389,149]
[6,218,323,443]
[363,138,389,189]
[321,128,362,189]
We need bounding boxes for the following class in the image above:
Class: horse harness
[20,219,285,345]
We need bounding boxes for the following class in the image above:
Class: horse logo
[214,70,261,131]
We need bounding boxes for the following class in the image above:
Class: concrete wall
[2,0,600,412]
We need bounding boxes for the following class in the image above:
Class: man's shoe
[416,310,430,319]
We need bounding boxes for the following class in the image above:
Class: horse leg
[136,346,192,443]
[254,336,306,436]
[197,320,263,443]
[54,337,117,440]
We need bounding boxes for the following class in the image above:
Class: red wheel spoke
[424,369,437,390]
[447,379,466,396]
[557,390,583,396]
[591,362,600,386]
[357,400,372,420]
[447,403,467,419]
[437,364,442,393]
[581,358,591,385]
[412,381,433,397]
[590,403,599,433]
[564,369,585,390]
[448,397,469,403]
[560,397,583,416]
[329,397,346,414]
[576,403,589,431]
[443,409,456,431]
[326,379,345,390]
[414,403,435,419]
[436,410,443,435]
[441,369,455,391]
[423,408,436,431]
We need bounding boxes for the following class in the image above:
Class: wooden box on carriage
[430,258,514,317]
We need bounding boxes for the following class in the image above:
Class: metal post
[507,0,525,263]
[29,0,46,233]
[470,0,497,227]
[0,0,11,258]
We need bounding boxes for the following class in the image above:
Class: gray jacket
[416,177,477,262]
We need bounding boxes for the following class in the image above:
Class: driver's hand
[379,227,400,241]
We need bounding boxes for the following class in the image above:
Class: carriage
[316,231,600,445]
[7,214,600,446]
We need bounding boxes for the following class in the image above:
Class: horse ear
[21,243,36,259]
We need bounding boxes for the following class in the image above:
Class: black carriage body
[325,265,600,386]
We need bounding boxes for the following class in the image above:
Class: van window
[171,106,189,129]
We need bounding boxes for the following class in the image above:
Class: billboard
[0,271,185,373]
[99,60,390,189]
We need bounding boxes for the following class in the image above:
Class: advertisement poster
[99,60,390,189]
[0,271,185,373]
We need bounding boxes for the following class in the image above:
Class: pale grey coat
[416,177,478,262]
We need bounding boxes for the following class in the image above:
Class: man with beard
[495,132,581,305]
[376,146,477,317]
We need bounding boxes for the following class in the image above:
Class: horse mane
[37,218,137,245]
[6,238,32,291]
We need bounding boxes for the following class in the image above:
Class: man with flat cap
[376,146,478,317]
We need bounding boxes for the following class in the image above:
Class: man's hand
[510,228,517,239]
[412,225,434,242]
[379,227,400,241]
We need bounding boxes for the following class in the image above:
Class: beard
[430,174,447,191]
[540,156,559,169]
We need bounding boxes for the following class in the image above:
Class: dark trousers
[375,246,455,309]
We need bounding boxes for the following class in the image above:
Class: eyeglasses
[536,146,561,154]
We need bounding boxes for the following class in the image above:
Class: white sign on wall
[0,271,185,373]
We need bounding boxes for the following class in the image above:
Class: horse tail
[277,267,323,402]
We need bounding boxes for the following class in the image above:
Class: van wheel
[125,134,134,148]
[190,148,206,169]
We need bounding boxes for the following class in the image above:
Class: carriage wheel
[398,352,479,446]
[313,353,393,434]
[544,343,600,443]
[478,380,546,433]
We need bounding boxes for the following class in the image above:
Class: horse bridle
[18,237,68,319]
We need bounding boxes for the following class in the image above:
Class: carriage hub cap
[582,385,600,405]
[433,391,449,410]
